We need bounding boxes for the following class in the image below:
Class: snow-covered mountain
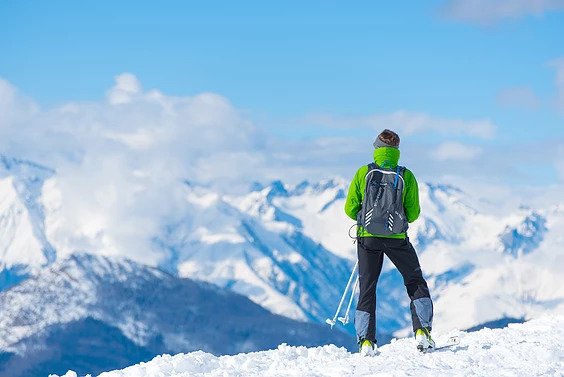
[410,186,564,335]
[187,178,564,337]
[161,180,355,324]
[0,253,353,377]
[0,157,354,330]
[0,156,56,290]
[53,315,564,377]
[1,155,563,347]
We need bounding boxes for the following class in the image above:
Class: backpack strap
[393,166,401,188]
[393,166,406,203]
[392,166,406,187]
[364,163,381,187]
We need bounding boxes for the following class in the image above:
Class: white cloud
[0,78,38,130]
[103,129,159,150]
[307,111,496,139]
[496,86,541,109]
[0,74,268,264]
[106,73,143,105]
[431,141,482,161]
[441,0,564,25]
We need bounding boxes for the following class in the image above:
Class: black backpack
[358,163,408,235]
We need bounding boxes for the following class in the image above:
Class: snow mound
[53,316,564,377]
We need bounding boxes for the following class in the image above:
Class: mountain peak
[0,154,55,177]
[500,211,547,257]
[266,180,289,198]
[250,178,347,199]
[0,160,56,284]
[59,252,168,284]
[291,178,346,195]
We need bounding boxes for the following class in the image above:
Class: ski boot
[415,327,435,352]
[359,339,377,357]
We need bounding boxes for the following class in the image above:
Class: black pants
[354,237,433,343]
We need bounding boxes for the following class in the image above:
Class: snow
[192,226,246,245]
[230,179,356,260]
[167,184,355,324]
[52,315,564,377]
[0,177,46,267]
[0,159,54,270]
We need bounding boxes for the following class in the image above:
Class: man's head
[373,129,400,149]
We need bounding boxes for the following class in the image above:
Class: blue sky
[0,0,563,188]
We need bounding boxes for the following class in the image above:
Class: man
[344,129,434,356]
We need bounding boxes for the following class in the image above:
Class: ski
[420,336,460,353]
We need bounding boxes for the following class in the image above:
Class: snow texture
[0,155,55,289]
[53,315,564,377]
[164,180,355,324]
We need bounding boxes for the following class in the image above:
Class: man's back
[344,143,421,239]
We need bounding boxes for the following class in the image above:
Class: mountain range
[0,155,562,375]
[0,253,353,377]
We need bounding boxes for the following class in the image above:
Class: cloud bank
[1,74,269,264]
[431,141,482,161]
[0,73,561,266]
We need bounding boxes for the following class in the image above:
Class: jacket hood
[373,147,400,168]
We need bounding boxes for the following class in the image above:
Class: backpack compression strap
[365,163,405,184]
[365,163,405,203]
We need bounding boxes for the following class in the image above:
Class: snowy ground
[52,315,564,377]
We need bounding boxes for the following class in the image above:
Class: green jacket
[344,147,420,239]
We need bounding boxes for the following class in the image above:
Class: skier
[344,129,434,356]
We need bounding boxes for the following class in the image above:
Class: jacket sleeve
[344,167,364,221]
[403,168,421,223]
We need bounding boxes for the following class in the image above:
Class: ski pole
[338,274,359,325]
[326,260,358,329]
